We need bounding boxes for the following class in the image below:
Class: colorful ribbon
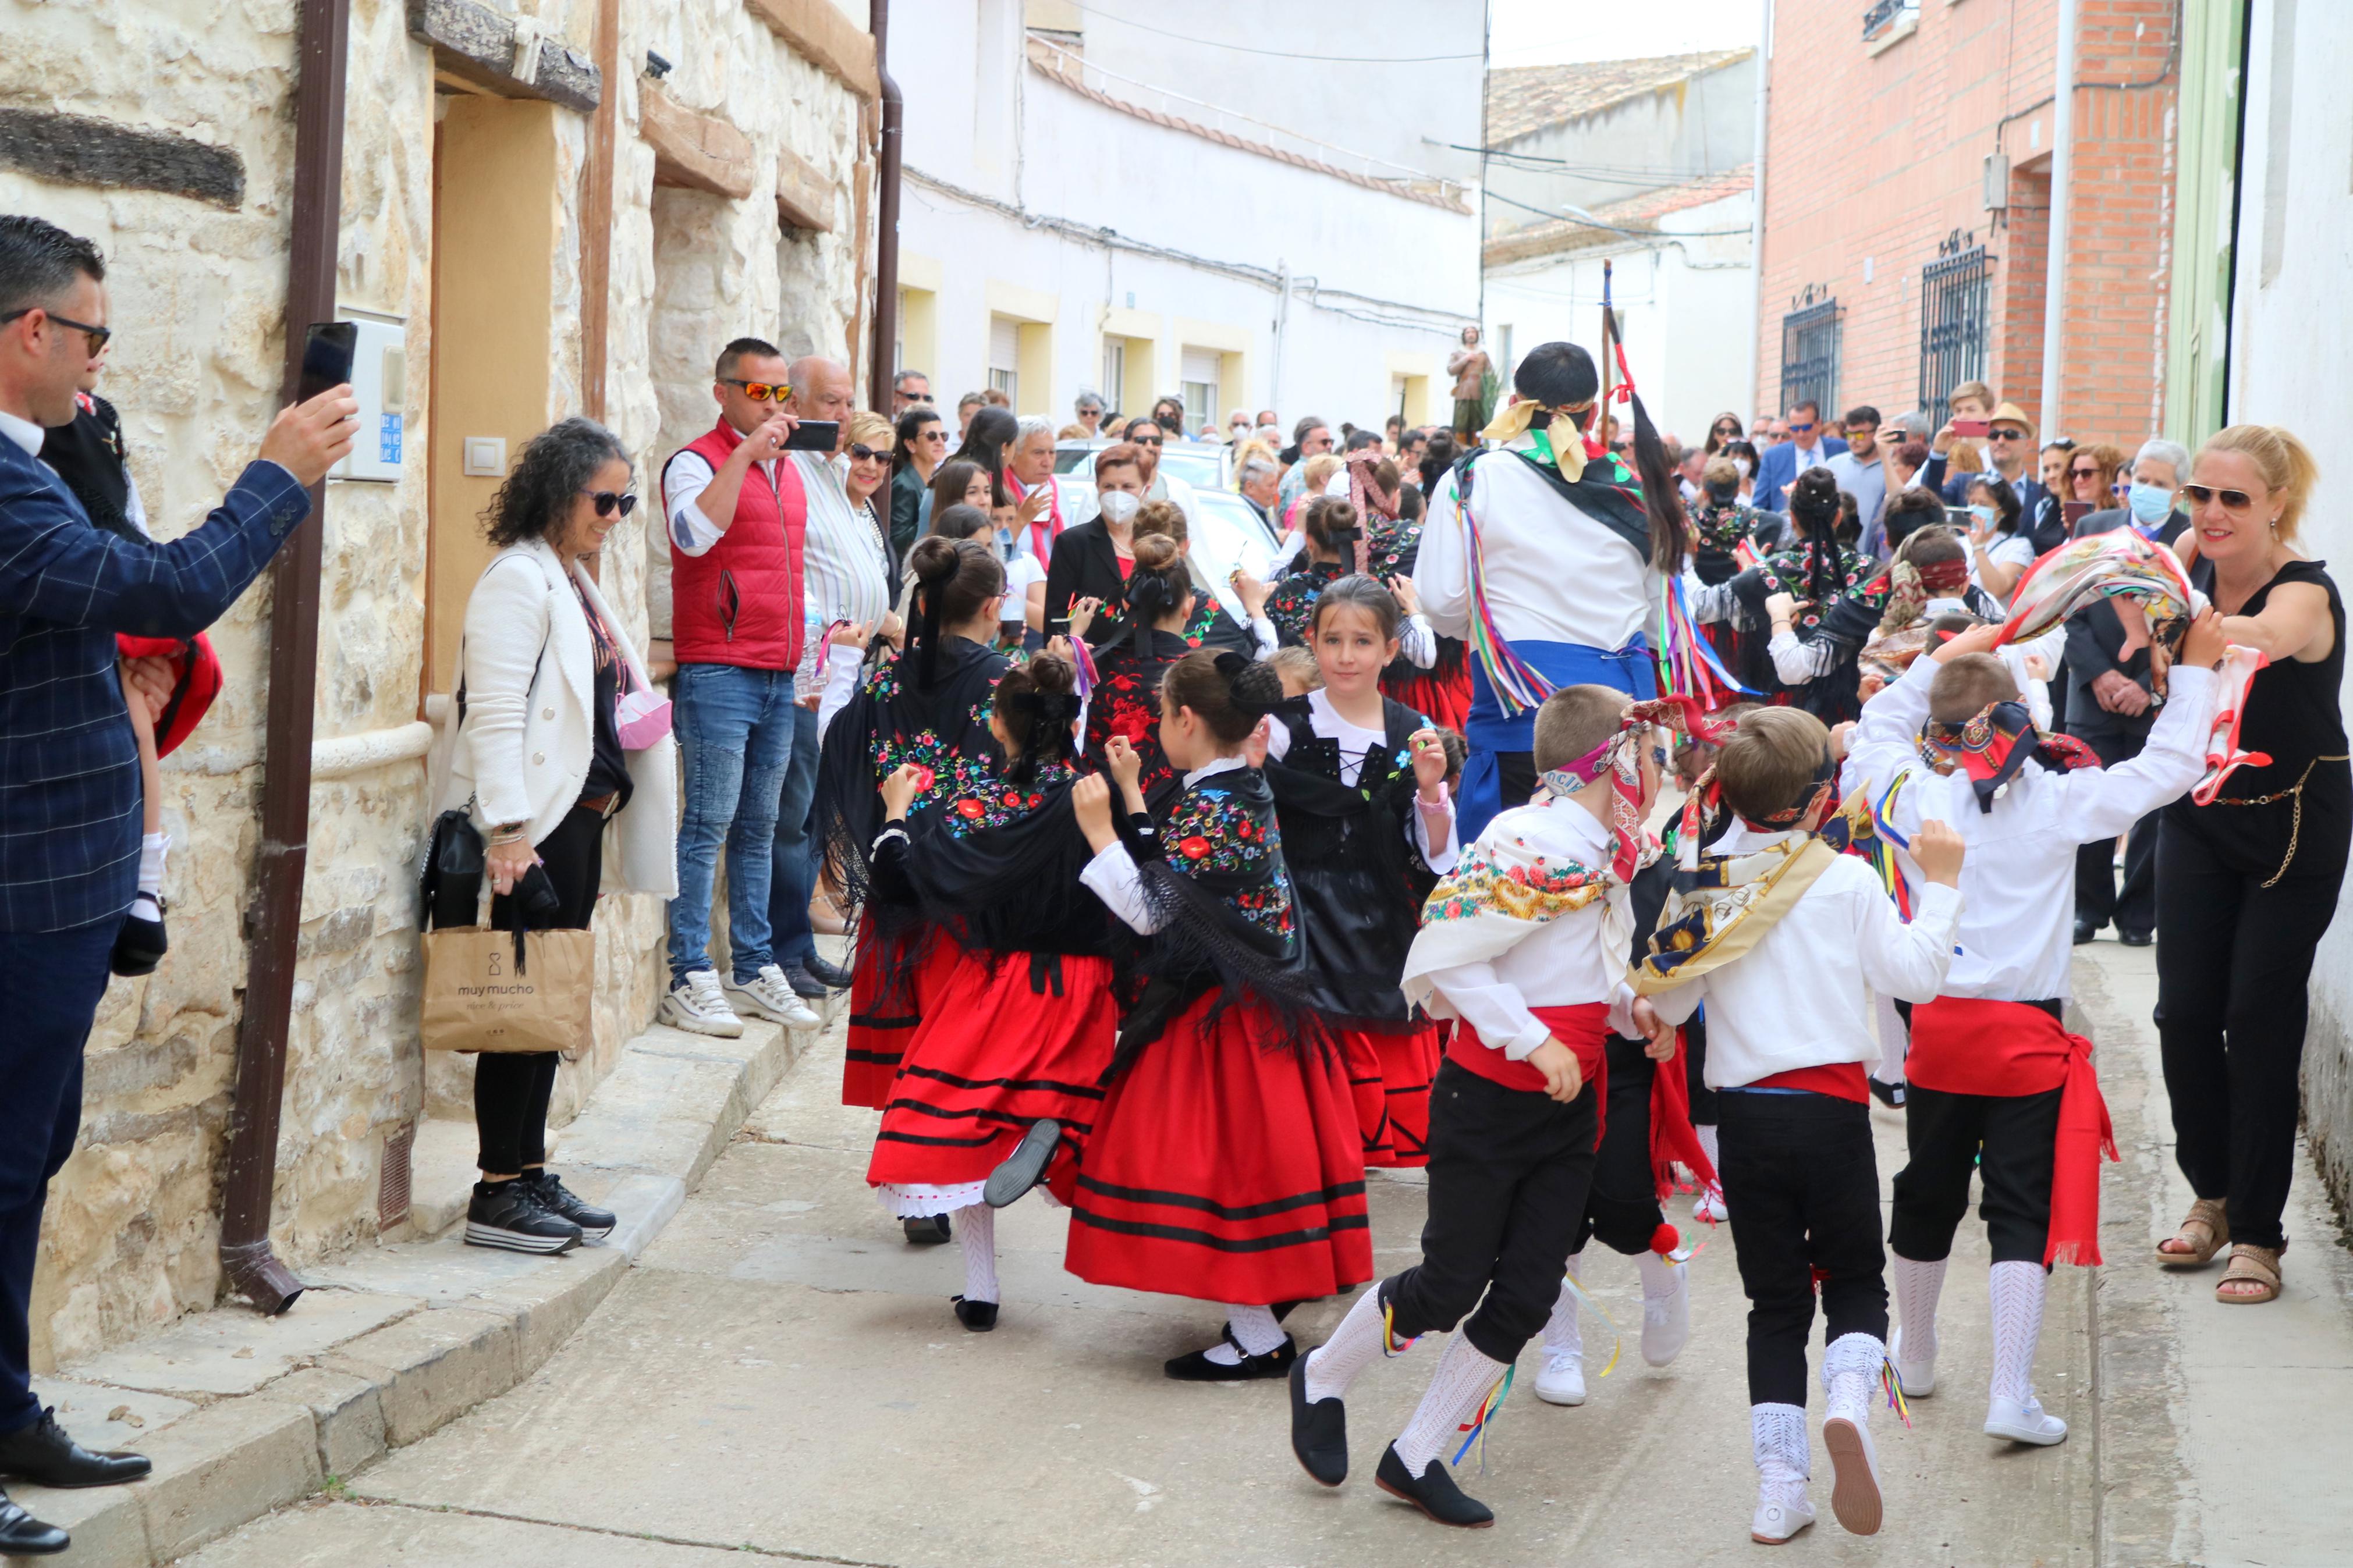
[1449,1364,1518,1471]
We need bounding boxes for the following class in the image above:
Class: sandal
[2216,1243,2283,1304]
[2156,1197,2229,1268]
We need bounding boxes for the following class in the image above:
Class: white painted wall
[892,1,1482,435]
[1482,189,1756,441]
[1486,58,1755,235]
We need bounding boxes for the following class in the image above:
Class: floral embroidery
[1085,652,1176,801]
[1368,519,1422,579]
[1265,561,1345,648]
[939,761,1076,837]
[1161,783,1293,936]
[1755,543,1887,634]
[1229,878,1295,938]
[1689,498,1765,556]
[1421,845,1613,925]
[1181,591,1220,649]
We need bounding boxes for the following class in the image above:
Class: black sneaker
[111,901,167,978]
[526,1169,615,1240]
[1374,1442,1495,1528]
[1868,1076,1906,1110]
[953,1295,999,1332]
[0,1488,68,1557]
[1164,1328,1297,1382]
[464,1180,581,1254]
[983,1119,1063,1208]
[903,1213,953,1245]
[1289,1354,1348,1486]
[798,952,853,990]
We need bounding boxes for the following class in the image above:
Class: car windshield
[1156,445,1225,489]
[1185,490,1280,622]
[1051,444,1097,475]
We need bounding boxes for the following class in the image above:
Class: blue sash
[1458,637,1655,841]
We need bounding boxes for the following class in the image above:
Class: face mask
[1733,457,1752,478]
[2127,482,2174,525]
[1098,491,1140,525]
[1967,503,1996,528]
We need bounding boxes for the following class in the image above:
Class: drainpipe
[2037,0,2079,439]
[1269,259,1289,415]
[867,0,902,413]
[1747,0,1772,415]
[219,0,349,1315]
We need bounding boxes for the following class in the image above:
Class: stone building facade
[0,0,874,1372]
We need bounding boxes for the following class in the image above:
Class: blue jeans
[0,916,118,1435]
[668,663,798,985]
[766,701,820,967]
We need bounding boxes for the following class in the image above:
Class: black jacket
[1040,517,1131,646]
[2063,506,2188,738]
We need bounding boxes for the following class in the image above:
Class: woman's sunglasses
[918,428,949,443]
[580,489,638,517]
[848,443,886,462]
[2179,483,2256,511]
[721,379,786,402]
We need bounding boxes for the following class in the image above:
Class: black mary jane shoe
[1288,1354,1348,1486]
[0,1488,69,1556]
[0,1407,152,1489]
[952,1296,999,1332]
[1868,1076,1906,1110]
[1163,1328,1298,1382]
[983,1119,1063,1208]
[1374,1442,1494,1528]
[110,901,168,978]
[903,1213,953,1245]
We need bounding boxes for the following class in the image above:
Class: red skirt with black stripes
[841,920,955,1110]
[865,947,1119,1192]
[1354,1023,1442,1169]
[1061,993,1372,1305]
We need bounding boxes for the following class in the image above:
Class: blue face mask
[1967,503,1997,528]
[2127,481,2174,525]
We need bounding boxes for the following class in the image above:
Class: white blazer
[434,538,679,898]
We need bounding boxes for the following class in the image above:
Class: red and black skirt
[1357,1023,1442,1168]
[842,919,954,1110]
[1063,993,1372,1305]
[867,947,1119,1204]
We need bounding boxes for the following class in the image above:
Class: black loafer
[903,1213,952,1245]
[0,1488,68,1556]
[1868,1076,1905,1110]
[1164,1328,1297,1382]
[110,903,167,977]
[2072,918,2100,946]
[1374,1441,1493,1528]
[953,1295,999,1332]
[2118,928,2153,948]
[0,1408,151,1489]
[1289,1354,1348,1485]
[798,952,853,990]
[983,1119,1063,1208]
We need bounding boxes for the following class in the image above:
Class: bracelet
[489,831,528,847]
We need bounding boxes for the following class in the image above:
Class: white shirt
[1263,689,1458,873]
[1845,653,2217,1001]
[0,408,42,456]
[1416,440,1658,653]
[1645,825,1964,1089]
[1412,799,1638,1060]
[661,444,771,556]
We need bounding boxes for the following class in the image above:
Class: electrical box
[330,308,407,483]
[1983,153,2010,213]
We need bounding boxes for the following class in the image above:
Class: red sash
[1650,1026,1718,1199]
[1907,996,2117,1267]
[1448,1004,1610,1143]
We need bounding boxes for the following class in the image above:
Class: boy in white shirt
[1844,613,2223,1451]
[1285,684,1670,1529]
[1641,709,1968,1544]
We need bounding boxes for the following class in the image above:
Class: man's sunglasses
[721,379,787,402]
[1787,420,1817,433]
[1987,428,2028,442]
[1,307,111,353]
[2180,483,2256,511]
[580,489,638,517]
[1131,433,1163,446]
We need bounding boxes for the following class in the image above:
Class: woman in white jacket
[436,418,679,1253]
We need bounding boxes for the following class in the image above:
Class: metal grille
[1918,233,1993,429]
[1862,0,1918,42]
[378,1121,415,1230]
[1779,287,1843,421]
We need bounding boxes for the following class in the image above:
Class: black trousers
[1386,1059,1599,1364]
[1718,1089,1886,1407]
[1685,1011,1717,1124]
[1888,1082,2060,1267]
[1571,1036,1666,1257]
[2070,725,2160,934]
[477,803,606,1175]
[2156,815,2349,1251]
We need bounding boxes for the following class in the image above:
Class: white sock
[131,832,168,922]
[1988,1260,2045,1406]
[1752,1401,1811,1503]
[1202,1302,1286,1364]
[1393,1333,1507,1478]
[1305,1286,1390,1403]
[1695,1123,1720,1183]
[1820,1331,1884,1426]
[1637,1246,1681,1300]
[954,1203,998,1304]
[1891,1253,1946,1366]
[1542,1260,1583,1359]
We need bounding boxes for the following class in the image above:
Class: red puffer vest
[666,420,807,670]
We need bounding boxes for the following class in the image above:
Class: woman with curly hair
[434,417,678,1253]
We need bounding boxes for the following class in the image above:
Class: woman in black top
[2153,424,2349,1305]
[1042,443,1147,643]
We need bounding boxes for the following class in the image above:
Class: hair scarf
[1478,399,1599,481]
[1536,696,1712,882]
[1919,698,2100,811]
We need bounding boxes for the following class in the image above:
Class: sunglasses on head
[722,379,787,402]
[2180,483,2256,511]
[580,489,638,518]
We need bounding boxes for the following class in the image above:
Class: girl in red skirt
[861,650,1126,1332]
[1041,649,1374,1380]
[1263,575,1455,1168]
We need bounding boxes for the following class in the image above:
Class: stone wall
[3,0,867,1372]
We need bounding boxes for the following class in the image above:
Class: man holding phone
[0,215,356,1555]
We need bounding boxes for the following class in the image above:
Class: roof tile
[1486,48,1754,145]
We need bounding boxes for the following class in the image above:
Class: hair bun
[1028,649,1076,698]
[909,535,960,584]
[1132,532,1181,573]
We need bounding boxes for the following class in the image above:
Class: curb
[19,998,836,1567]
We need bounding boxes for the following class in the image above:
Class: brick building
[1754,0,2181,446]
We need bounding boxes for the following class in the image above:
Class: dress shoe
[0,1407,152,1488]
[1163,1329,1297,1381]
[1288,1354,1348,1485]
[111,901,168,977]
[1373,1442,1493,1527]
[0,1488,69,1556]
[903,1213,952,1245]
[2072,918,2100,945]
[952,1295,999,1332]
[798,951,852,990]
[2118,927,2153,948]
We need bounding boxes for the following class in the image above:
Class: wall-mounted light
[645,51,673,80]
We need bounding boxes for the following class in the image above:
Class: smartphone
[296,321,357,403]
[1946,507,1977,530]
[1950,418,1990,439]
[782,419,839,452]
[2063,500,2093,528]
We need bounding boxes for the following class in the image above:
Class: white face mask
[1098,490,1141,525]
[1733,458,1752,478]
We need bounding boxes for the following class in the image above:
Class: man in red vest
[658,336,821,1036]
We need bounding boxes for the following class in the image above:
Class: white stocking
[1201,1303,1286,1364]
[1542,1258,1583,1359]
[1890,1253,1946,1365]
[1752,1402,1811,1503]
[1393,1334,1507,1478]
[1305,1286,1390,1403]
[954,1203,998,1304]
[1820,1331,1884,1425]
[1695,1122,1721,1178]
[1988,1260,2045,1405]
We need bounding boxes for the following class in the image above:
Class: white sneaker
[1751,1488,1815,1545]
[1984,1393,2068,1446]
[1889,1325,1935,1398]
[722,965,822,1029]
[661,970,745,1037]
[1822,1413,1883,1535]
[1692,1183,1727,1224]
[1641,1257,1691,1367]
[1534,1349,1587,1406]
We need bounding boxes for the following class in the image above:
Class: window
[1779,287,1843,423]
[1917,234,1993,429]
[1494,323,1514,392]
[1861,0,1919,44]
[1179,347,1219,434]
[988,315,1018,407]
[1102,340,1126,409]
